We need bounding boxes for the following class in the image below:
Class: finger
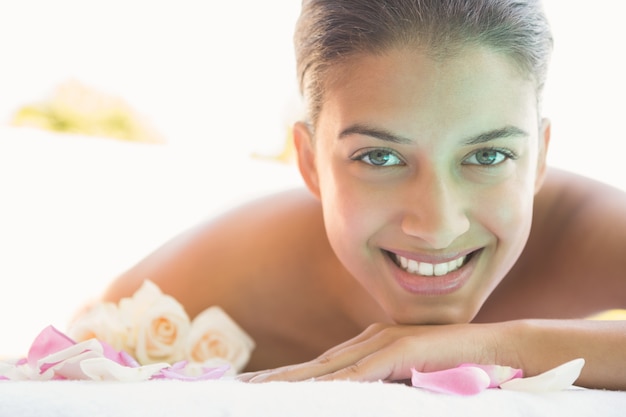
[242,325,414,383]
[247,350,364,382]
[236,371,263,382]
[317,339,415,383]
[236,363,296,382]
[247,335,389,382]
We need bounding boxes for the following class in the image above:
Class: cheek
[319,174,375,245]
[317,161,390,264]
[470,148,538,238]
[477,179,535,257]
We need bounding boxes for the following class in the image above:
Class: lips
[385,249,479,295]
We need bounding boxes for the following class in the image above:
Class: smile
[390,252,470,277]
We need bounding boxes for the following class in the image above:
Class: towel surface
[1,380,626,417]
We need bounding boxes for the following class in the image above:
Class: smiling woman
[297,45,544,324]
[1,0,626,401]
[83,0,626,393]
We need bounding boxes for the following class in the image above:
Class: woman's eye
[354,149,403,167]
[464,148,516,166]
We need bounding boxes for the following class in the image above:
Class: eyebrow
[338,124,529,145]
[461,126,529,145]
[339,124,414,144]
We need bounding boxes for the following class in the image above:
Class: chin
[388,299,482,325]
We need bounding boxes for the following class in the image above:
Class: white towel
[1,379,625,417]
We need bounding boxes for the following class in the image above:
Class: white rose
[118,280,191,365]
[186,306,255,373]
[66,302,127,351]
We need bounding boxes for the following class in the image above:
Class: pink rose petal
[459,363,523,388]
[27,326,75,367]
[97,340,139,367]
[411,366,491,395]
[118,349,141,368]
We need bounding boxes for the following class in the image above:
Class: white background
[1,0,625,180]
[0,1,624,358]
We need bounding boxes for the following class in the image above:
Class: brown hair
[294,0,553,126]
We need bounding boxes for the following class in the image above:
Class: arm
[97,188,355,369]
[240,169,626,389]
[100,189,320,318]
[239,318,626,390]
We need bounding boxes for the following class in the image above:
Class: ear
[534,118,551,193]
[293,121,321,199]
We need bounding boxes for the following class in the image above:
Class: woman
[101,0,626,389]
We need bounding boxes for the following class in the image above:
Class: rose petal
[41,349,104,380]
[37,339,102,372]
[0,359,32,381]
[459,363,523,388]
[27,326,76,367]
[36,339,104,380]
[96,339,140,367]
[154,363,230,381]
[80,357,169,381]
[411,366,491,395]
[500,358,585,392]
[118,349,141,368]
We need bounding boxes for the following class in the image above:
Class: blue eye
[354,149,403,167]
[464,148,516,166]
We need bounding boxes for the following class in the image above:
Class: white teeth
[434,263,448,276]
[407,259,417,273]
[393,253,467,277]
[418,262,434,276]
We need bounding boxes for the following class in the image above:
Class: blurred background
[1,0,625,357]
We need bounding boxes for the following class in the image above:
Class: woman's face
[296,46,550,324]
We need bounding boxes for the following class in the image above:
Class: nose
[400,172,470,249]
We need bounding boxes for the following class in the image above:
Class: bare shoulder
[102,188,332,313]
[532,168,626,257]
[100,188,356,367]
[478,168,626,320]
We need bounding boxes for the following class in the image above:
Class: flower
[66,280,256,372]
[117,280,191,364]
[186,306,256,373]
[67,301,127,351]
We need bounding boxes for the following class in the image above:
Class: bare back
[102,168,626,370]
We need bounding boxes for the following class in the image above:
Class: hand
[238,322,516,383]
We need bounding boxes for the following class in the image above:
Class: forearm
[509,319,626,390]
